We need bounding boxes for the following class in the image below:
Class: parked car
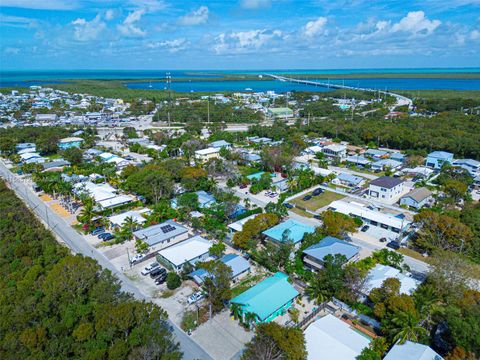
[130,253,146,264]
[187,291,204,305]
[283,203,293,209]
[150,267,167,279]
[386,241,400,250]
[379,237,387,243]
[98,232,112,239]
[312,188,324,196]
[313,214,321,220]
[239,184,247,189]
[141,262,160,276]
[303,195,312,201]
[91,227,105,236]
[155,273,167,285]
[361,225,370,232]
[102,234,115,241]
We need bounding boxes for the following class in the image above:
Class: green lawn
[291,190,345,212]
[289,207,314,218]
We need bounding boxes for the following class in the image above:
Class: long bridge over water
[266,74,413,109]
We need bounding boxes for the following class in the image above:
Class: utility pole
[166,72,171,126]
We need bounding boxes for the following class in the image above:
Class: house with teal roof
[230,272,298,324]
[262,219,315,245]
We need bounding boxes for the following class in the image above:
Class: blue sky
[1,0,479,70]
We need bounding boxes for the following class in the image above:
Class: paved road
[0,161,212,360]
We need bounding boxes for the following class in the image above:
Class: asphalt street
[0,161,213,360]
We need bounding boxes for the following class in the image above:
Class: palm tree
[230,303,243,321]
[243,312,258,328]
[78,200,96,226]
[391,312,428,344]
[123,216,139,232]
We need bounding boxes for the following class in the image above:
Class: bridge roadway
[266,74,413,109]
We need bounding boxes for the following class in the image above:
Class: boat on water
[245,87,253,91]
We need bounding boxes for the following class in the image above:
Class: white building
[322,144,347,161]
[108,208,151,229]
[194,147,220,163]
[305,314,370,360]
[157,235,213,272]
[368,176,405,204]
[364,264,421,296]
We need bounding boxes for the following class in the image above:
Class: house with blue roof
[171,190,216,209]
[210,140,232,149]
[190,253,250,285]
[230,272,299,324]
[426,151,454,170]
[303,236,360,271]
[335,173,365,187]
[390,152,406,163]
[262,219,316,246]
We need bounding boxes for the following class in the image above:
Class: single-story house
[157,235,212,272]
[400,187,433,209]
[227,214,258,234]
[133,220,189,251]
[171,190,216,209]
[345,155,371,167]
[17,146,37,155]
[240,152,261,163]
[262,219,316,245]
[210,140,232,149]
[303,236,360,271]
[390,152,406,162]
[383,341,443,360]
[19,152,44,164]
[195,147,220,162]
[402,167,434,178]
[190,253,250,285]
[425,151,454,170]
[108,208,151,229]
[305,314,371,360]
[41,159,71,172]
[364,264,421,296]
[302,145,324,156]
[328,200,411,234]
[335,173,365,187]
[371,159,403,172]
[16,142,36,152]
[272,177,289,192]
[365,149,388,159]
[230,272,298,324]
[248,136,272,144]
[58,137,83,150]
[268,107,294,119]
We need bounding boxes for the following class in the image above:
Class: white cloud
[105,9,115,21]
[4,47,20,55]
[128,0,167,12]
[391,11,441,35]
[302,17,327,37]
[0,0,78,10]
[240,0,271,9]
[71,13,106,41]
[147,38,188,53]
[178,6,209,26]
[0,14,37,28]
[471,29,480,40]
[117,9,146,37]
[213,29,284,54]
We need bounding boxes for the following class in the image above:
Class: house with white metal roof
[157,235,213,272]
[305,314,371,360]
[384,341,443,360]
[303,236,359,271]
[364,264,421,296]
[133,220,189,252]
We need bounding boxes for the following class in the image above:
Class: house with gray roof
[303,236,359,271]
[190,253,250,285]
[335,173,365,187]
[368,176,405,204]
[133,220,189,252]
[400,187,433,209]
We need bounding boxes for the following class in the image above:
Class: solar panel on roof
[160,224,176,234]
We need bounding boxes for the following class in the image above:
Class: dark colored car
[91,227,105,235]
[150,267,167,279]
[303,195,312,201]
[361,225,370,232]
[379,237,387,243]
[155,273,167,285]
[313,214,321,220]
[239,184,247,189]
[98,232,112,239]
[312,188,324,196]
[386,241,400,250]
[102,234,115,241]
[283,202,294,209]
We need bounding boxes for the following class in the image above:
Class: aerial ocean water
[1,68,480,92]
